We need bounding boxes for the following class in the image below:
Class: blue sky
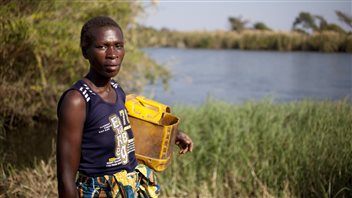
[139,0,352,31]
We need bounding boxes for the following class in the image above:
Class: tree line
[228,11,352,33]
[134,10,352,52]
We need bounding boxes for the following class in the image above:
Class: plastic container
[125,94,179,172]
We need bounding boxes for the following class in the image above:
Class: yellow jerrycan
[125,94,180,172]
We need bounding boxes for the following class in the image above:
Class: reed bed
[160,99,352,197]
[137,30,352,53]
[1,100,351,197]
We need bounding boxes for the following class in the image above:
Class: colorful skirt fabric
[76,164,160,198]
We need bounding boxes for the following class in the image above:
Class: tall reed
[137,29,351,53]
[159,99,352,197]
[307,31,350,52]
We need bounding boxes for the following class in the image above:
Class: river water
[142,48,352,105]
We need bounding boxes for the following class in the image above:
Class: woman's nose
[106,46,117,58]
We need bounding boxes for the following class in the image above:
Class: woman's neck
[84,71,112,93]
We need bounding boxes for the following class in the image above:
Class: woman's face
[85,26,125,78]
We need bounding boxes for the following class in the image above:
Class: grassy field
[1,99,352,197]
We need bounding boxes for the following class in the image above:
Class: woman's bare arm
[57,90,86,198]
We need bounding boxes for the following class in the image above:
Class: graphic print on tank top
[109,113,129,165]
[105,110,135,168]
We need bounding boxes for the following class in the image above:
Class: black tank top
[58,79,137,176]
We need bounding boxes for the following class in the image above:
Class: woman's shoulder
[57,80,87,117]
[57,90,86,120]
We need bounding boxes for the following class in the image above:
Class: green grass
[159,99,352,197]
[1,100,352,197]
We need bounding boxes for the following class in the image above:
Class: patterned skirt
[76,164,160,198]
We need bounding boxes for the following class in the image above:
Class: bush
[0,1,169,127]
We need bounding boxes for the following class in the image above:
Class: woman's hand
[175,130,193,154]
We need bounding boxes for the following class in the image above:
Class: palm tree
[336,10,352,29]
[292,11,346,33]
[292,12,318,33]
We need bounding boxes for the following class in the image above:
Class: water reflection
[2,121,57,168]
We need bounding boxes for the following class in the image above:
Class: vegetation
[135,28,352,52]
[163,100,352,197]
[254,22,272,31]
[0,0,169,129]
[336,11,352,29]
[292,11,348,34]
[228,16,249,32]
[227,11,351,34]
[135,10,352,52]
[2,100,352,197]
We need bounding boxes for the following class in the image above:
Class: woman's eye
[97,45,107,50]
[116,44,124,49]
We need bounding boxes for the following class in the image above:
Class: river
[142,48,352,105]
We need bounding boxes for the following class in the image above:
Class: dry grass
[2,151,57,197]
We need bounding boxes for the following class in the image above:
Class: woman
[57,16,193,198]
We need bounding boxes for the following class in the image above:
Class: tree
[315,15,328,29]
[228,16,249,32]
[321,23,346,33]
[336,10,352,29]
[315,15,345,33]
[292,11,346,34]
[253,22,272,31]
[0,0,169,127]
[292,12,318,33]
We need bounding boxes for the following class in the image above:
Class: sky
[139,0,352,32]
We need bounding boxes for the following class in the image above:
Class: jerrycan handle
[136,96,171,113]
[126,94,171,125]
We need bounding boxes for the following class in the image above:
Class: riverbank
[136,28,352,53]
[2,100,351,197]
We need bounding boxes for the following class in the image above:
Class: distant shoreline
[136,29,352,53]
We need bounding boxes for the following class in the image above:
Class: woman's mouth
[105,65,119,72]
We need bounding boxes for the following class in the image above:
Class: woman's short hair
[80,16,123,54]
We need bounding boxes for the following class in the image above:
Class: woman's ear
[81,48,88,59]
